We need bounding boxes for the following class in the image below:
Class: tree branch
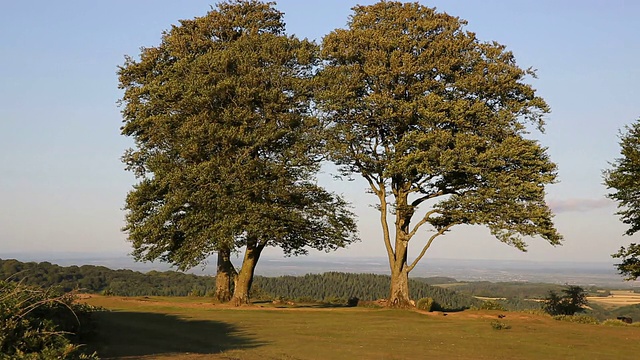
[378,185,395,265]
[407,209,439,239]
[407,223,454,273]
[410,190,444,207]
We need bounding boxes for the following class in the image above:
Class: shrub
[416,297,435,312]
[480,300,506,311]
[544,286,588,316]
[521,308,548,316]
[0,280,99,359]
[295,296,316,303]
[490,321,511,330]
[552,315,599,325]
[347,297,359,307]
[602,319,628,327]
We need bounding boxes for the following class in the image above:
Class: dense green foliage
[1,259,213,297]
[0,259,479,310]
[612,244,640,281]
[543,285,588,316]
[253,272,481,310]
[118,0,358,304]
[7,258,639,321]
[416,297,435,311]
[317,0,561,306]
[604,118,640,280]
[440,281,565,299]
[0,281,98,359]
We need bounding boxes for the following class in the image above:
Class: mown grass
[82,295,640,360]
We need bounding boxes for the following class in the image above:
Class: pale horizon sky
[1,1,639,268]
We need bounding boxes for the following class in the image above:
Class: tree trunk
[214,247,236,303]
[231,239,264,306]
[388,241,412,308]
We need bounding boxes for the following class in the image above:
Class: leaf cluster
[0,280,98,359]
[118,1,357,270]
[317,1,560,249]
[605,119,640,236]
[543,285,588,316]
[612,243,640,280]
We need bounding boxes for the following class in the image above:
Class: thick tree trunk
[388,241,412,308]
[387,186,415,308]
[389,267,412,308]
[214,248,236,303]
[231,239,264,306]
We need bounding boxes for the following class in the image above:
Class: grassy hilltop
[82,295,640,360]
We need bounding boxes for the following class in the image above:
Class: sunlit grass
[83,295,640,360]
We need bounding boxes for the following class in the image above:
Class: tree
[118,0,358,305]
[318,1,561,307]
[604,118,640,280]
[612,244,640,280]
[543,285,588,316]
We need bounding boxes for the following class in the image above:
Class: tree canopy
[118,0,358,303]
[317,1,561,306]
[604,118,640,280]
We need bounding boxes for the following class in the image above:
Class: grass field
[82,295,640,360]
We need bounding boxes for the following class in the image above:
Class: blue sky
[1,1,639,266]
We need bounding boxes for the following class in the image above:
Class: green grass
[83,295,640,359]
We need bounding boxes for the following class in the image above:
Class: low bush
[480,300,506,311]
[490,321,511,330]
[602,319,628,327]
[416,297,435,312]
[0,280,99,359]
[552,315,599,325]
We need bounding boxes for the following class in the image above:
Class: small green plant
[552,315,599,325]
[0,280,99,359]
[480,300,506,311]
[602,319,628,327]
[416,297,435,312]
[101,288,115,296]
[490,321,511,330]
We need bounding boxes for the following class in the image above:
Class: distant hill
[0,258,480,310]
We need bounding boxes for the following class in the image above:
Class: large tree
[118,0,358,305]
[318,1,561,307]
[604,118,640,280]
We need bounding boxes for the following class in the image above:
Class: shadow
[252,300,352,309]
[295,303,352,309]
[86,310,267,358]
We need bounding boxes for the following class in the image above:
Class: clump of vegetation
[0,280,99,359]
[544,285,588,316]
[490,321,512,330]
[479,300,507,311]
[416,297,435,312]
[602,319,629,326]
[552,315,600,325]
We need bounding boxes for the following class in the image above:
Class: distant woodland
[2,258,639,319]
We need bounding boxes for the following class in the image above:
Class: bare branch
[378,186,395,264]
[407,223,455,272]
[407,209,440,239]
[410,190,444,207]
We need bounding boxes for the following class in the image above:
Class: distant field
[588,290,640,309]
[82,295,640,360]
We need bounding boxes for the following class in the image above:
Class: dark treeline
[6,258,639,317]
[441,281,566,299]
[1,259,479,309]
[253,272,482,310]
[0,258,212,296]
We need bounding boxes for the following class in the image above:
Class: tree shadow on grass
[86,310,267,358]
